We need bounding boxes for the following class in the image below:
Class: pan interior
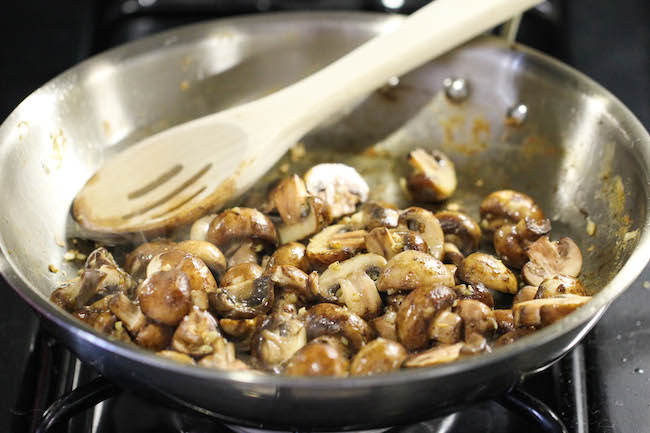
[0,14,645,304]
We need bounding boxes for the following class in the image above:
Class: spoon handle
[256,0,542,134]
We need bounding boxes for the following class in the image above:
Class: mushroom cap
[157,350,196,365]
[403,343,464,368]
[266,242,311,273]
[174,240,227,279]
[479,190,544,233]
[306,224,366,270]
[435,211,482,255]
[318,254,387,299]
[125,240,176,279]
[452,283,495,309]
[284,340,350,377]
[137,269,192,326]
[265,264,312,302]
[376,250,454,293]
[398,207,445,260]
[148,250,217,295]
[209,276,274,319]
[456,253,518,294]
[495,327,536,347]
[455,299,497,340]
[302,303,375,351]
[522,236,583,286]
[406,149,457,202]
[349,338,407,376]
[370,309,398,341]
[172,308,221,356]
[220,263,263,287]
[349,201,400,230]
[365,227,428,260]
[535,274,587,299]
[135,322,174,351]
[276,196,332,244]
[303,163,369,219]
[493,309,515,335]
[189,214,217,242]
[207,207,278,250]
[428,310,463,344]
[513,295,591,328]
[396,284,457,351]
[268,174,310,225]
[493,224,528,268]
[513,285,539,304]
[250,312,307,369]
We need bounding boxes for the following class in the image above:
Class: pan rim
[1,10,649,390]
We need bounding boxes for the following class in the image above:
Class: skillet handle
[35,376,119,433]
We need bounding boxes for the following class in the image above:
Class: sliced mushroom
[460,333,492,355]
[137,269,192,326]
[377,250,454,294]
[495,327,536,347]
[316,254,386,318]
[219,317,262,341]
[456,253,518,294]
[398,207,444,260]
[513,285,539,304]
[272,288,303,316]
[189,214,216,242]
[347,201,400,230]
[277,196,332,244]
[452,283,494,309]
[494,217,552,268]
[266,242,311,273]
[227,241,261,267]
[220,263,263,287]
[403,343,464,368]
[442,242,464,266]
[135,322,174,350]
[306,224,367,270]
[269,174,310,225]
[349,338,407,376]
[74,309,117,334]
[198,337,249,371]
[522,236,583,286]
[266,264,313,303]
[371,309,398,341]
[406,148,457,202]
[303,163,369,219]
[435,211,482,255]
[535,274,587,299]
[157,350,196,365]
[513,295,592,328]
[302,303,375,351]
[455,300,497,340]
[493,309,515,334]
[364,227,428,260]
[284,339,350,377]
[109,292,147,334]
[396,285,457,351]
[428,310,463,344]
[124,240,175,280]
[479,190,544,233]
[209,276,274,319]
[250,312,307,370]
[171,308,221,357]
[207,207,278,253]
[174,240,226,279]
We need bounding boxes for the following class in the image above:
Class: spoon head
[73,119,250,238]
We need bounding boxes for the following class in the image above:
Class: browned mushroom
[174,240,227,279]
[396,285,457,350]
[456,253,518,294]
[189,214,216,242]
[522,236,583,286]
[347,201,400,230]
[277,196,332,244]
[250,312,307,370]
[220,263,263,287]
[435,211,482,255]
[535,274,587,299]
[137,269,192,326]
[302,303,375,351]
[513,285,539,304]
[227,241,261,267]
[513,295,592,328]
[493,309,515,334]
[428,310,463,344]
[306,224,367,270]
[494,217,551,268]
[135,322,174,350]
[406,148,457,202]
[209,276,274,319]
[495,327,536,346]
[364,227,428,260]
[442,242,464,266]
[266,242,311,273]
[479,190,544,233]
[266,265,312,303]
[268,174,310,225]
[452,283,494,309]
[455,300,497,340]
[284,339,350,377]
[371,309,399,341]
[157,350,196,365]
[219,317,262,342]
[403,343,464,368]
[349,338,407,376]
[171,308,221,357]
[198,337,250,371]
[303,163,369,219]
[124,241,175,280]
[398,207,445,260]
[377,250,454,294]
[207,207,278,257]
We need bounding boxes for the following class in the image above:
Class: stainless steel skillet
[0,12,649,430]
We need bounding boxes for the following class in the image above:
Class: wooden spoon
[74,0,541,239]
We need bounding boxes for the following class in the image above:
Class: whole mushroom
[137,269,192,326]
[284,339,350,377]
[479,190,544,233]
[349,338,407,376]
[456,253,518,294]
[398,207,445,260]
[302,303,375,351]
[435,210,482,255]
[377,250,454,294]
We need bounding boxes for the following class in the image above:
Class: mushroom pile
[52,149,592,376]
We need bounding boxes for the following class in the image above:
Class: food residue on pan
[17,121,30,140]
[180,81,190,91]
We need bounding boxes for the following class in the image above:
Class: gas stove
[1,1,649,433]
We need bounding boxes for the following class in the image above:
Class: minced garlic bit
[289,142,306,162]
[586,218,596,236]
[643,281,650,290]
[64,249,86,261]
[48,264,59,273]
[475,179,484,187]
[446,202,461,211]
[55,235,65,247]
[279,162,290,174]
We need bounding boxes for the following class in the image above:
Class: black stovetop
[1,1,649,432]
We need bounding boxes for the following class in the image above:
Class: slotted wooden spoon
[73,0,541,239]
